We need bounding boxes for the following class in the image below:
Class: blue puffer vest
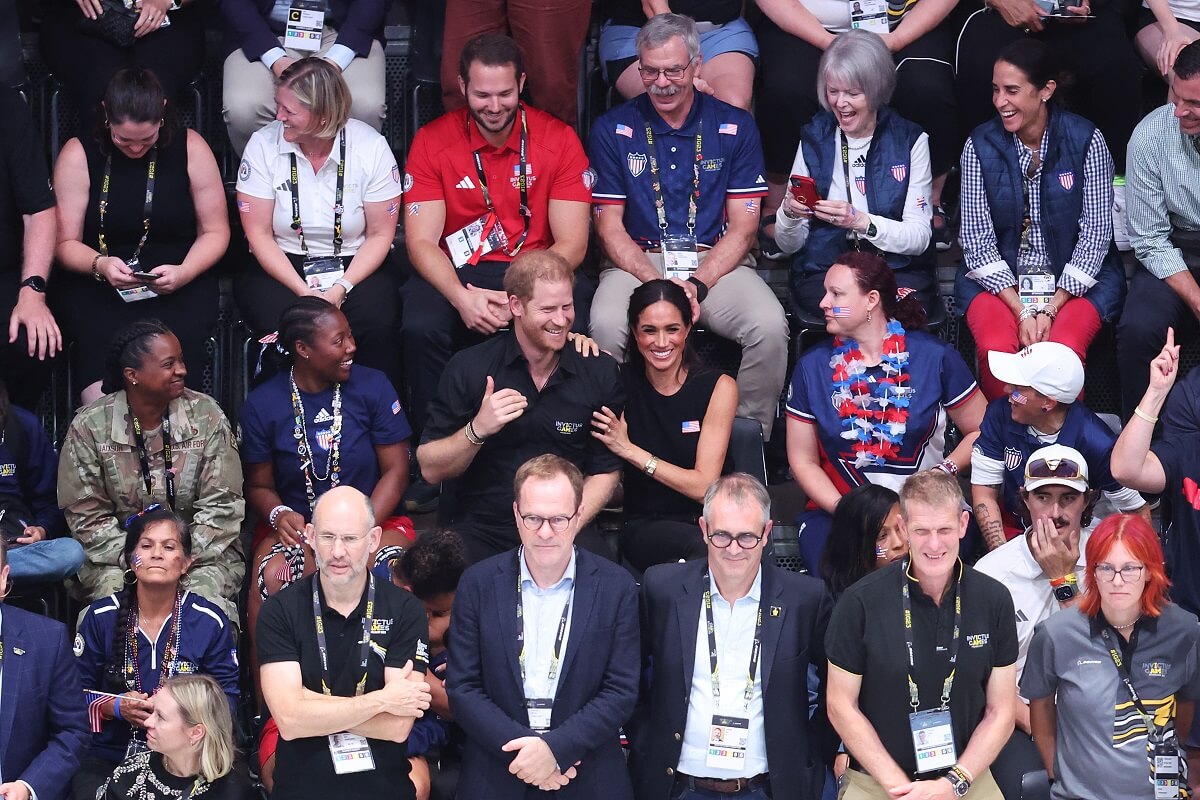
[954,107,1125,319]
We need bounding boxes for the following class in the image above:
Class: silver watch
[333,277,355,295]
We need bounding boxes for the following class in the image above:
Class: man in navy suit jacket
[0,538,89,800]
[448,454,639,799]
[632,473,834,800]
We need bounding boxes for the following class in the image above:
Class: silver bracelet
[269,504,293,529]
[1018,304,1040,322]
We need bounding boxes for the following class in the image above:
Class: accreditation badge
[328,732,376,774]
[284,0,324,51]
[849,0,890,33]
[661,235,699,280]
[705,714,750,771]
[302,255,345,291]
[526,698,553,732]
[1149,726,1182,799]
[445,213,510,268]
[909,709,956,773]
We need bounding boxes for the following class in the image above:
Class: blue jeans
[8,538,86,581]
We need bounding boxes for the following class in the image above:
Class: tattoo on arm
[975,503,1006,551]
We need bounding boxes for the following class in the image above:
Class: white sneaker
[1113,176,1132,252]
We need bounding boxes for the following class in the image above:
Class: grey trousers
[222,32,386,155]
[589,253,788,440]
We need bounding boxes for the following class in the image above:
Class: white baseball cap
[1023,444,1089,493]
[988,342,1084,404]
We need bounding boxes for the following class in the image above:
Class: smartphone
[131,271,160,281]
[789,175,821,209]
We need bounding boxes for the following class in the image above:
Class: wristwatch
[643,456,659,476]
[1050,572,1079,603]
[333,277,355,296]
[944,767,971,797]
[864,221,878,238]
[19,276,46,293]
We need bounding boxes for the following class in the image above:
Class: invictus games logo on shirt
[556,421,583,435]
[415,639,430,664]
[370,618,393,636]
[967,634,990,648]
[0,463,15,477]
[1004,447,1023,471]
[700,158,725,172]
[1144,661,1172,678]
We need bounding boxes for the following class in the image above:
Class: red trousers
[440,0,592,126]
[965,292,1103,401]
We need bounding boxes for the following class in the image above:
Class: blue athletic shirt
[239,366,412,519]
[785,329,977,496]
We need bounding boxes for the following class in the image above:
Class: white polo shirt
[237,118,401,257]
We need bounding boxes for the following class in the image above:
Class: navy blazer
[217,0,387,61]
[631,559,834,800]
[448,548,639,800]
[0,605,89,800]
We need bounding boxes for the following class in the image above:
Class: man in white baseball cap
[971,342,1146,550]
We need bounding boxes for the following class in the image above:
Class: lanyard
[1101,625,1157,729]
[839,131,862,249]
[901,557,962,711]
[469,108,530,260]
[516,548,572,685]
[131,413,174,510]
[288,368,342,513]
[313,572,375,697]
[703,572,764,711]
[643,120,702,238]
[98,148,157,262]
[289,129,347,257]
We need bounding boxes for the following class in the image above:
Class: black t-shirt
[826,560,1018,779]
[421,332,625,526]
[257,573,430,800]
[0,88,53,271]
[1152,434,1200,617]
[606,0,742,27]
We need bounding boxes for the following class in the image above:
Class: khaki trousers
[838,768,1002,800]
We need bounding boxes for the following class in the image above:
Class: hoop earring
[179,572,191,587]
[123,568,138,585]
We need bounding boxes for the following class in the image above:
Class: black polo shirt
[421,331,625,529]
[826,560,1017,779]
[257,573,429,800]
[0,87,53,271]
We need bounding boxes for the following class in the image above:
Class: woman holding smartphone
[774,29,936,321]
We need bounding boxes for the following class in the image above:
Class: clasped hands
[501,736,580,791]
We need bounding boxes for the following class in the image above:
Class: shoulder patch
[74,632,85,657]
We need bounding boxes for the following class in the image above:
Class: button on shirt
[237,119,402,257]
[678,568,767,778]
[589,93,768,247]
[518,546,576,704]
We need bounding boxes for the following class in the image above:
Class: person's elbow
[415,443,448,484]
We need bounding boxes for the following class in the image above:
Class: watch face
[1054,584,1077,602]
[22,276,46,292]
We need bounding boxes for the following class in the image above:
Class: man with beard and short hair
[401,32,593,450]
[417,251,625,563]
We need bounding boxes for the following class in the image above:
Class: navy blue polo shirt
[589,92,768,247]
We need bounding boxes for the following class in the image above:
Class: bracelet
[114,697,123,720]
[1040,303,1059,320]
[464,420,486,446]
[952,763,975,784]
[268,504,293,529]
[687,276,710,304]
[1133,406,1159,425]
[333,277,355,295]
[1018,304,1039,322]
[1049,572,1078,587]
[936,459,959,476]
[643,455,659,476]
[91,253,106,282]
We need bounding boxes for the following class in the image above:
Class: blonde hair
[898,469,963,520]
[277,57,351,140]
[163,674,236,783]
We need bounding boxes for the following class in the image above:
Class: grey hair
[817,29,896,113]
[636,13,701,63]
[702,473,771,529]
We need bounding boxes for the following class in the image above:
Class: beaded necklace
[289,367,344,509]
[125,588,184,694]
[830,319,912,468]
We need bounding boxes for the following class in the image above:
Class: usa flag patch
[1058,171,1074,191]
[615,123,634,138]
[718,123,738,135]
[681,420,701,433]
[855,176,867,195]
[890,164,907,182]
[392,400,401,415]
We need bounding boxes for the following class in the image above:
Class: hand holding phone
[131,270,160,281]
[789,175,821,209]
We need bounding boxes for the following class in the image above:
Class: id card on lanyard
[99,148,159,303]
[902,557,961,773]
[644,118,702,278]
[517,548,572,733]
[314,573,378,773]
[289,130,348,289]
[284,0,324,51]
[131,413,175,509]
[701,575,763,771]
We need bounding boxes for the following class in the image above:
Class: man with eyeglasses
[447,454,639,800]
[970,341,1146,550]
[827,469,1017,800]
[633,472,833,800]
[588,12,788,444]
[256,485,433,800]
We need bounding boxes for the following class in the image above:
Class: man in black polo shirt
[257,485,432,800]
[417,250,624,563]
[827,469,1017,800]
[0,88,59,409]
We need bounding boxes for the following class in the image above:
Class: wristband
[1049,572,1078,587]
[687,276,710,304]
[269,504,293,529]
[333,277,355,295]
[1040,303,1058,320]
[936,459,959,476]
[1133,406,1159,425]
[953,764,974,783]
[464,421,486,446]
[114,697,122,720]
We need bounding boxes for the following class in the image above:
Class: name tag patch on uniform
[556,421,583,434]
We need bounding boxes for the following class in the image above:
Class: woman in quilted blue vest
[956,39,1126,400]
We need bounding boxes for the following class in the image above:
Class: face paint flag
[832,307,854,317]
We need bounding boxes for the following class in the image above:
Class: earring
[867,309,873,323]
[123,568,138,585]
[180,572,191,587]
[131,380,138,385]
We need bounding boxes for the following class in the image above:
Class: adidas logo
[1016,609,1028,623]
[853,156,867,168]
[455,175,476,190]
[313,408,334,423]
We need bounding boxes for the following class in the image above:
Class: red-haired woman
[1022,514,1200,800]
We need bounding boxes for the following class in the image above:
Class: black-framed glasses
[637,58,696,82]
[1024,457,1085,483]
[1094,563,1145,583]
[518,511,578,533]
[125,503,163,529]
[707,530,765,549]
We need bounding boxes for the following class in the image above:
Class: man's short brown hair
[513,454,584,509]
[503,251,574,301]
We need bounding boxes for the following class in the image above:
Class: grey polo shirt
[1021,604,1200,800]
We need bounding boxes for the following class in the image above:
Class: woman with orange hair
[1021,514,1200,800]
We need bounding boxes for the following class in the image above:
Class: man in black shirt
[826,469,1017,800]
[0,88,59,409]
[257,485,432,800]
[417,250,625,562]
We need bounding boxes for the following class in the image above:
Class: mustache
[647,84,681,97]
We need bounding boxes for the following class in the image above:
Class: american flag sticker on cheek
[1010,390,1029,405]
[832,307,854,317]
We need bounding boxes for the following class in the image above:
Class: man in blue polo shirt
[970,342,1145,550]
[588,12,788,442]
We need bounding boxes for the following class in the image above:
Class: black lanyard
[840,131,863,250]
[470,108,530,258]
[643,119,702,239]
[1101,624,1156,726]
[516,548,572,685]
[703,571,764,711]
[131,413,174,510]
[901,557,962,711]
[313,573,375,697]
[289,129,347,257]
[98,148,157,262]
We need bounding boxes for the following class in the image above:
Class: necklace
[830,319,911,468]
[288,367,343,513]
[1113,617,1140,631]
[125,589,184,694]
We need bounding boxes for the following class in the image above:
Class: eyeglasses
[1024,457,1085,483]
[518,511,578,533]
[707,530,765,549]
[637,58,696,82]
[1094,564,1145,583]
[315,533,368,547]
[125,503,163,529]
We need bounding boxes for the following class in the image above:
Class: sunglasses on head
[1024,457,1084,482]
